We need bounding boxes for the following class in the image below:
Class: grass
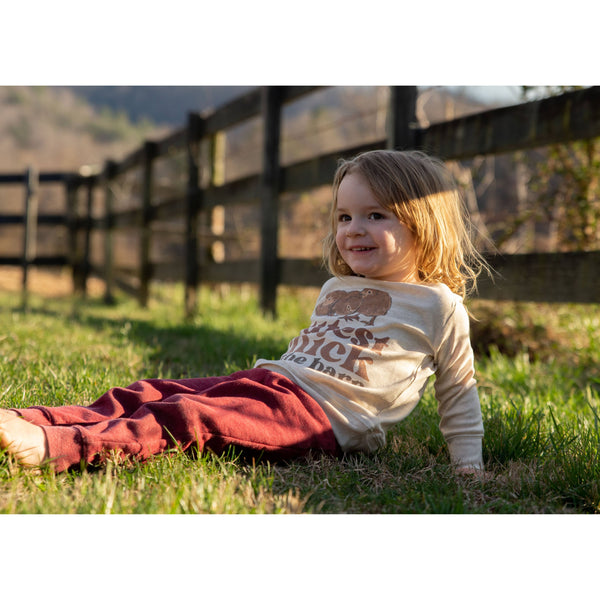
[0,281,599,514]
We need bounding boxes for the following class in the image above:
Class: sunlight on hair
[324,149,491,298]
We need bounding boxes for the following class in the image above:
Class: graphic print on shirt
[282,288,392,387]
[315,288,392,326]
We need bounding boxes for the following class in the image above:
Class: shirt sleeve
[433,300,484,469]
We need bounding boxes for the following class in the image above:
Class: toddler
[0,149,487,474]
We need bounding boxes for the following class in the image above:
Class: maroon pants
[15,368,339,472]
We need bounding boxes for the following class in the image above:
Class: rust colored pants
[15,368,339,472]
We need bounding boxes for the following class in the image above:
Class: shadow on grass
[13,298,289,380]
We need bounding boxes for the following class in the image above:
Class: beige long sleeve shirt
[255,276,484,469]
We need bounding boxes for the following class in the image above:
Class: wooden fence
[1,85,599,317]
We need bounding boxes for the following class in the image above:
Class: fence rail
[1,85,599,315]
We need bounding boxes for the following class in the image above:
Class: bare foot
[0,408,48,468]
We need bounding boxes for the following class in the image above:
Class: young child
[0,149,487,474]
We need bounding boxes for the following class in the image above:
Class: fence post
[208,131,226,263]
[259,86,283,317]
[65,175,85,296]
[184,112,203,320]
[82,177,94,296]
[140,141,157,307]
[103,160,117,305]
[21,166,39,307]
[386,86,418,150]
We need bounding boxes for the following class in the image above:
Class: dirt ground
[0,266,105,298]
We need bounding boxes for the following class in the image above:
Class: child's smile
[335,172,420,283]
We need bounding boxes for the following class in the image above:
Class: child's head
[324,149,487,298]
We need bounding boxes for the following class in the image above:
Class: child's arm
[433,302,485,471]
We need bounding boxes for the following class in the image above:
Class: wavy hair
[323,149,489,299]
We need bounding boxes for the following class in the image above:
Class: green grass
[1,283,599,513]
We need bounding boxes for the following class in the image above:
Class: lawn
[0,279,599,514]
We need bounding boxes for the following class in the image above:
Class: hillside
[0,86,168,172]
[64,86,254,126]
[64,85,513,128]
[0,85,499,174]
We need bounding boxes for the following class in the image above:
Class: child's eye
[368,212,385,220]
[338,214,351,222]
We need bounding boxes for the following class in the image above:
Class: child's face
[335,172,419,283]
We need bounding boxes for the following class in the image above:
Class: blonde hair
[324,149,488,299]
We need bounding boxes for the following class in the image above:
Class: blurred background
[0,85,597,303]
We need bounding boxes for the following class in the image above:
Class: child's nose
[347,219,366,236]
